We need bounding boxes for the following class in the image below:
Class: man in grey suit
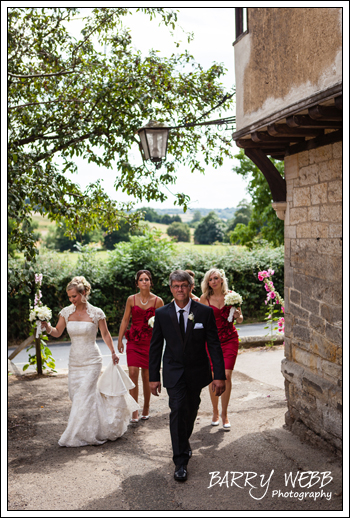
[149,270,226,481]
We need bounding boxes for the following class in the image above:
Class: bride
[41,276,139,447]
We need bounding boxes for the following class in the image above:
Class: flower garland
[258,268,284,335]
[24,274,56,373]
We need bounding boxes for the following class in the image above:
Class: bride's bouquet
[224,289,243,323]
[29,305,52,338]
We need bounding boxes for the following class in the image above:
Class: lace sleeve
[95,308,106,322]
[59,305,76,326]
[86,302,106,326]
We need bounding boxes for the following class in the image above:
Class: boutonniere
[148,316,155,328]
[188,313,195,322]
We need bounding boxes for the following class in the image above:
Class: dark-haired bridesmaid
[118,270,164,422]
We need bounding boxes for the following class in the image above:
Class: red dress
[125,296,157,369]
[207,300,239,371]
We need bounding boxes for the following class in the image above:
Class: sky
[60,6,250,211]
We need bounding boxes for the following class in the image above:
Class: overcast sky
[62,6,250,211]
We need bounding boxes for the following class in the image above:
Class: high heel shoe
[223,421,231,430]
[130,418,139,423]
[211,420,220,426]
[141,415,149,420]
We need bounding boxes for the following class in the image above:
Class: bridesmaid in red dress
[199,268,243,430]
[118,270,164,422]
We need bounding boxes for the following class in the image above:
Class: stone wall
[282,141,342,451]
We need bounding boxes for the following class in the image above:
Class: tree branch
[8,99,88,110]
[8,69,77,79]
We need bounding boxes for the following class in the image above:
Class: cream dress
[58,302,139,447]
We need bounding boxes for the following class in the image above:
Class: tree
[224,199,252,241]
[194,211,226,244]
[8,7,235,266]
[167,221,191,242]
[44,222,104,251]
[140,207,161,223]
[103,221,145,249]
[230,149,284,247]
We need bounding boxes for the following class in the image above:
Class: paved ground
[7,346,343,512]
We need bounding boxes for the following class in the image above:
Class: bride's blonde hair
[201,268,228,300]
[66,276,91,302]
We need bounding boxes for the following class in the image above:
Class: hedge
[8,232,284,342]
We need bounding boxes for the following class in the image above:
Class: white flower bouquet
[29,305,52,322]
[148,316,155,328]
[224,290,243,323]
[29,305,52,337]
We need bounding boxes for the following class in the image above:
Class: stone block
[284,338,292,360]
[325,322,342,346]
[336,346,342,366]
[309,314,325,334]
[293,324,311,343]
[289,207,308,225]
[318,159,342,182]
[329,224,342,238]
[293,187,311,207]
[284,225,296,239]
[310,332,338,362]
[284,238,291,258]
[311,183,328,205]
[301,293,320,314]
[328,180,342,203]
[284,154,298,180]
[297,150,309,168]
[298,163,318,186]
[309,144,332,164]
[284,287,290,312]
[320,204,342,222]
[294,274,315,296]
[290,302,309,321]
[312,281,333,304]
[332,141,342,159]
[317,238,342,257]
[284,263,294,290]
[320,359,342,383]
[292,237,317,252]
[332,284,343,305]
[320,303,342,323]
[308,206,320,222]
[322,406,342,439]
[290,289,301,305]
[296,222,328,239]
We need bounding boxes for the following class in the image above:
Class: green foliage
[167,222,191,242]
[44,221,104,251]
[23,335,56,373]
[230,149,284,247]
[140,207,181,224]
[8,7,235,264]
[103,221,146,249]
[224,199,252,242]
[194,211,227,244]
[8,233,284,341]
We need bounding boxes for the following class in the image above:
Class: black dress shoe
[174,465,187,481]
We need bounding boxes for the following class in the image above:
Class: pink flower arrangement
[258,268,284,335]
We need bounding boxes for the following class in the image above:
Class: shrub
[7,233,284,341]
[167,222,191,242]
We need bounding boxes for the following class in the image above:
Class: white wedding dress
[58,302,139,447]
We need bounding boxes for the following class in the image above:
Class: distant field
[21,214,228,258]
[174,243,229,254]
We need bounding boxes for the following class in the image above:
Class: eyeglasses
[171,284,190,291]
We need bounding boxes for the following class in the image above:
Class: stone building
[231,8,342,451]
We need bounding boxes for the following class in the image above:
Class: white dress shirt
[174,299,192,333]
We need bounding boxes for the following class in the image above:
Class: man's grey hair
[169,270,194,287]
